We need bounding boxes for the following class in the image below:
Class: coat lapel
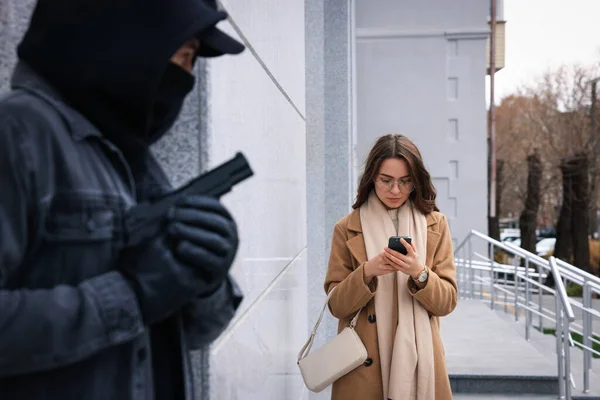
[425,213,442,267]
[346,209,367,267]
[346,234,368,267]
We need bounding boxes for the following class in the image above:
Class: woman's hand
[363,253,398,283]
[384,238,424,279]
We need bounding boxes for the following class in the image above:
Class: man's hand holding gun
[119,153,253,326]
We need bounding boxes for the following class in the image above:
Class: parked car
[506,237,555,257]
[535,237,556,257]
[537,228,556,239]
[501,229,520,243]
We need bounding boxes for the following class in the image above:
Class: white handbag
[297,286,368,392]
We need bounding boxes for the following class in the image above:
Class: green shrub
[566,283,583,297]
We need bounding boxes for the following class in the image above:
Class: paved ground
[441,299,557,377]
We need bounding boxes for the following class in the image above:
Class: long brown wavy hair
[352,134,439,214]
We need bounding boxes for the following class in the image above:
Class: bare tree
[519,151,542,254]
[496,95,559,223]
[554,158,574,261]
[496,63,600,275]
[572,154,591,272]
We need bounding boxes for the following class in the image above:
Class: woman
[324,134,457,400]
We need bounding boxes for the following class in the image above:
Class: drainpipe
[489,0,497,221]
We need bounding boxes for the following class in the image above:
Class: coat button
[368,314,376,323]
[364,358,373,367]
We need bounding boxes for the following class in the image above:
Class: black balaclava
[148,62,196,144]
[16,0,243,150]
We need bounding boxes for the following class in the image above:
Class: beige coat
[324,209,458,400]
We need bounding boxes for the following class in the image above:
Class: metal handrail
[501,237,600,291]
[550,257,576,322]
[550,256,576,399]
[455,230,600,399]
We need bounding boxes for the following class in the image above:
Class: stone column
[0,0,35,94]
[305,0,354,398]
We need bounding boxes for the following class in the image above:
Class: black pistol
[123,152,253,248]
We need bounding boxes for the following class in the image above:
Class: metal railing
[550,256,576,399]
[455,230,600,399]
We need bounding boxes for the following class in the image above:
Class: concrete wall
[202,1,309,399]
[354,0,490,245]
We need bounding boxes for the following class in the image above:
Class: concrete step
[441,299,558,395]
[449,374,557,395]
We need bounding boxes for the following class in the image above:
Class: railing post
[490,244,495,310]
[504,274,508,313]
[462,245,466,298]
[468,238,473,299]
[464,248,468,299]
[555,295,565,399]
[583,282,591,394]
[464,249,468,299]
[456,249,465,299]
[563,310,572,400]
[504,257,509,314]
[538,265,544,333]
[514,255,519,321]
[525,257,531,341]
[477,238,483,300]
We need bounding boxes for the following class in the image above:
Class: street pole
[489,0,498,237]
[592,79,597,143]
[590,78,599,240]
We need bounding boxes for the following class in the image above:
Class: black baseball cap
[196,0,245,57]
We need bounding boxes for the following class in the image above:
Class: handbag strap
[297,285,363,362]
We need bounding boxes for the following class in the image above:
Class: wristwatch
[413,265,429,283]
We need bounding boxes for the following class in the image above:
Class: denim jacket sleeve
[181,275,243,349]
[0,114,145,377]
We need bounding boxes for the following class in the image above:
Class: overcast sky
[489,0,600,104]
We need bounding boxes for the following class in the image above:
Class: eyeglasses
[375,177,415,194]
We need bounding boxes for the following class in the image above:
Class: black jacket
[0,0,242,398]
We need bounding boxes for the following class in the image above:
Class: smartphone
[388,236,412,255]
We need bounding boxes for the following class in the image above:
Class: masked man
[0,0,245,398]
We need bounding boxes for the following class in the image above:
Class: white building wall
[203,1,308,399]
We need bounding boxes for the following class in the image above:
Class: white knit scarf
[359,191,434,400]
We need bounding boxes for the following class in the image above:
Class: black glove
[166,195,239,295]
[120,196,238,325]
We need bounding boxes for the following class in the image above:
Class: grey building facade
[354,0,490,246]
[0,1,490,399]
